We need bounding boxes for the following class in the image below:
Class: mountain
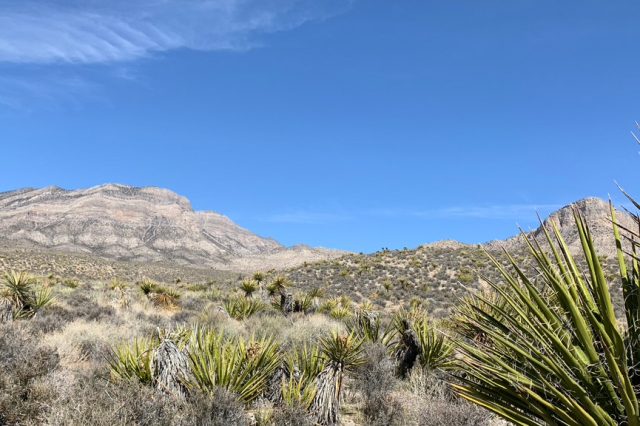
[485,197,636,254]
[0,184,343,270]
[278,197,636,317]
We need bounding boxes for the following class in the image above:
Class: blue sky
[1,0,640,252]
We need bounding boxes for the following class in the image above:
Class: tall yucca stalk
[453,204,640,426]
[188,327,281,403]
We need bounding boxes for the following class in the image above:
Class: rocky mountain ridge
[0,184,343,270]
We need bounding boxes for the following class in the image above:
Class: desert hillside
[277,197,633,317]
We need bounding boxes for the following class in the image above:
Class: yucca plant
[311,332,365,425]
[2,271,54,319]
[253,272,265,285]
[149,288,180,309]
[384,307,454,376]
[188,327,281,403]
[224,296,266,320]
[267,276,290,296]
[239,279,259,298]
[281,373,318,409]
[139,279,159,295]
[346,307,382,342]
[452,204,640,426]
[414,319,455,371]
[108,337,157,384]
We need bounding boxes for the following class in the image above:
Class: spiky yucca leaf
[414,320,455,371]
[188,327,281,403]
[282,373,317,409]
[319,331,365,371]
[108,337,157,384]
[453,207,640,426]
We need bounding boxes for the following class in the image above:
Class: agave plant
[188,327,281,403]
[452,204,640,426]
[239,279,259,298]
[311,331,365,425]
[224,296,266,320]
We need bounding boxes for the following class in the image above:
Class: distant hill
[279,198,635,317]
[0,184,343,271]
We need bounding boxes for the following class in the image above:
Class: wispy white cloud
[0,0,353,64]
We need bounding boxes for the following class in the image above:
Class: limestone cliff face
[0,184,339,269]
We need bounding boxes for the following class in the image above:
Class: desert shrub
[185,388,250,426]
[0,324,60,425]
[405,370,492,426]
[61,278,79,288]
[353,343,404,425]
[48,378,249,426]
[61,293,116,322]
[270,404,315,426]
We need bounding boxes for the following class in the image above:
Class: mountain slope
[279,197,635,317]
[0,184,342,270]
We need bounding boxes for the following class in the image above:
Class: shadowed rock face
[0,184,341,269]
